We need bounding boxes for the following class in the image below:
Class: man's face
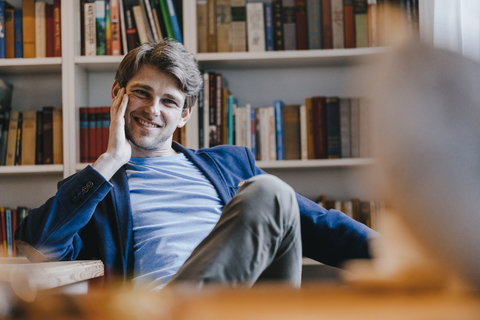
[122,65,189,157]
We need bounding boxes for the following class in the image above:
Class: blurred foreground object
[364,39,480,289]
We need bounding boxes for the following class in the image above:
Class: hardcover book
[4,6,14,59]
[282,0,296,50]
[282,104,301,160]
[264,2,274,51]
[311,96,327,159]
[197,0,208,53]
[331,0,345,48]
[20,110,36,165]
[22,0,36,58]
[326,97,341,158]
[306,0,321,49]
[216,0,231,52]
[343,0,355,48]
[52,108,63,164]
[354,0,368,47]
[339,98,351,158]
[5,110,18,166]
[274,100,284,160]
[321,0,333,49]
[295,0,308,50]
[53,0,61,56]
[246,2,265,52]
[272,0,284,50]
[230,0,246,52]
[35,0,46,58]
[42,106,54,165]
[85,2,96,56]
[95,0,107,55]
[14,9,22,58]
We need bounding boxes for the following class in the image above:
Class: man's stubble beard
[125,122,171,151]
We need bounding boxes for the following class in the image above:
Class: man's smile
[134,116,161,128]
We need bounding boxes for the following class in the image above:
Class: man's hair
[115,40,202,110]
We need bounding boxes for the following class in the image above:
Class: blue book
[95,0,106,55]
[274,100,284,160]
[5,208,12,256]
[14,9,22,58]
[250,107,256,157]
[0,1,5,59]
[227,95,236,145]
[326,97,341,158]
[264,2,274,51]
[306,0,321,49]
[165,0,182,43]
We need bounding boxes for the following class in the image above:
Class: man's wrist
[92,153,127,181]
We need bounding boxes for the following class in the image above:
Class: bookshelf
[0,0,404,210]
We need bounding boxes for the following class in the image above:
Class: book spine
[138,0,153,41]
[0,111,8,165]
[14,112,22,165]
[0,2,5,59]
[21,110,36,166]
[149,0,163,41]
[53,0,61,57]
[118,0,128,54]
[306,0,321,49]
[94,107,103,159]
[305,97,314,159]
[354,0,368,47]
[101,107,110,154]
[42,107,54,164]
[22,0,36,58]
[350,97,360,157]
[367,0,377,47]
[250,106,256,157]
[282,0,296,51]
[5,111,18,166]
[208,72,216,147]
[272,0,284,50]
[133,5,149,44]
[45,4,54,57]
[95,1,107,55]
[321,0,333,49]
[85,3,97,56]
[11,208,16,257]
[299,105,308,160]
[4,7,14,59]
[283,104,301,160]
[13,10,22,58]
[246,2,265,52]
[197,0,208,53]
[227,96,235,145]
[106,0,112,55]
[264,3,274,51]
[343,0,355,48]
[331,0,345,48]
[35,1,46,58]
[231,0,247,52]
[268,106,276,161]
[274,100,284,160]
[326,97,341,158]
[339,98,351,158]
[52,108,63,164]
[295,0,308,50]
[216,0,231,53]
[215,73,223,146]
[5,209,11,256]
[311,96,327,159]
[0,208,6,256]
[124,5,139,52]
[159,0,175,40]
[87,107,97,162]
[110,0,121,55]
[79,107,89,163]
[35,110,43,164]
[142,0,158,41]
[166,0,183,42]
[206,0,217,52]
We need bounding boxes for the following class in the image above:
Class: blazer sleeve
[14,166,113,262]
[243,146,377,267]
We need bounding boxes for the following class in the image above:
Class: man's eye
[134,90,148,97]
[164,99,177,106]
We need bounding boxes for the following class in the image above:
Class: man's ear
[177,106,193,128]
[111,80,121,102]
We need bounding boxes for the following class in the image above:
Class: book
[35,110,43,164]
[331,0,344,48]
[123,1,140,52]
[311,96,327,159]
[206,0,217,52]
[96,0,107,55]
[325,97,341,158]
[35,0,46,58]
[165,0,182,42]
[264,2,274,51]
[246,2,265,52]
[158,0,175,40]
[110,0,121,55]
[282,0,296,50]
[133,5,149,44]
[358,97,370,158]
[0,1,5,58]
[202,72,210,148]
[14,111,22,165]
[339,98,351,158]
[272,0,284,50]
[227,95,236,145]
[273,100,284,160]
[0,207,6,256]
[85,2,96,56]
[306,0,321,49]
[215,73,223,145]
[299,104,308,160]
[52,108,63,164]
[197,0,208,53]
[367,0,377,47]
[53,0,61,57]
[354,0,368,47]
[343,0,355,48]
[304,97,315,159]
[282,104,301,160]
[295,0,308,50]
[5,110,18,166]
[45,4,54,57]
[105,0,112,55]
[21,110,36,165]
[4,6,14,59]
[13,9,22,58]
[148,0,163,41]
[79,107,89,163]
[42,106,54,164]
[250,105,256,156]
[234,105,245,147]
[321,0,333,49]
[87,106,97,162]
[208,72,216,146]
[230,0,246,52]
[197,76,204,148]
[216,0,231,52]
[138,0,154,42]
[22,0,35,58]
[268,106,276,161]
[0,110,8,165]
[118,0,127,54]
[95,107,103,158]
[100,106,109,154]
[142,0,158,41]
[222,86,229,144]
[350,97,360,157]
[0,78,12,110]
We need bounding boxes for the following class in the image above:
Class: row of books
[81,0,183,57]
[0,107,63,166]
[79,105,186,163]
[197,0,419,53]
[317,195,385,231]
[0,0,62,59]
[198,72,369,160]
[0,206,30,258]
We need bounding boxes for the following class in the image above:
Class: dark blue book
[326,97,341,158]
[274,100,284,160]
[264,2,274,51]
[0,1,5,59]
[198,73,204,148]
[14,9,23,58]
[250,106,256,157]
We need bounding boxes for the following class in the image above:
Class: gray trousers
[168,174,302,288]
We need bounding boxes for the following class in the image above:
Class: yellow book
[5,8,15,59]
[22,0,36,58]
[21,110,37,165]
[52,108,63,164]
[5,111,19,166]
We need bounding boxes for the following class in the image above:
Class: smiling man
[15,40,375,290]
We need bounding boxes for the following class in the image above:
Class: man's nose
[144,98,162,115]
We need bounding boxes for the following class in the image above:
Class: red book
[321,0,333,49]
[79,107,89,163]
[45,4,54,57]
[101,106,110,154]
[295,0,308,50]
[87,107,97,163]
[344,0,356,48]
[53,0,61,57]
[311,96,328,159]
[95,107,103,160]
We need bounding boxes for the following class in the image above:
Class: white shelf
[257,158,376,169]
[196,47,387,69]
[0,165,64,175]
[0,58,62,74]
[74,55,123,72]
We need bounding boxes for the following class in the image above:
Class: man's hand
[92,88,132,181]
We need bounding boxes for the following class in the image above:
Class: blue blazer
[15,142,374,282]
